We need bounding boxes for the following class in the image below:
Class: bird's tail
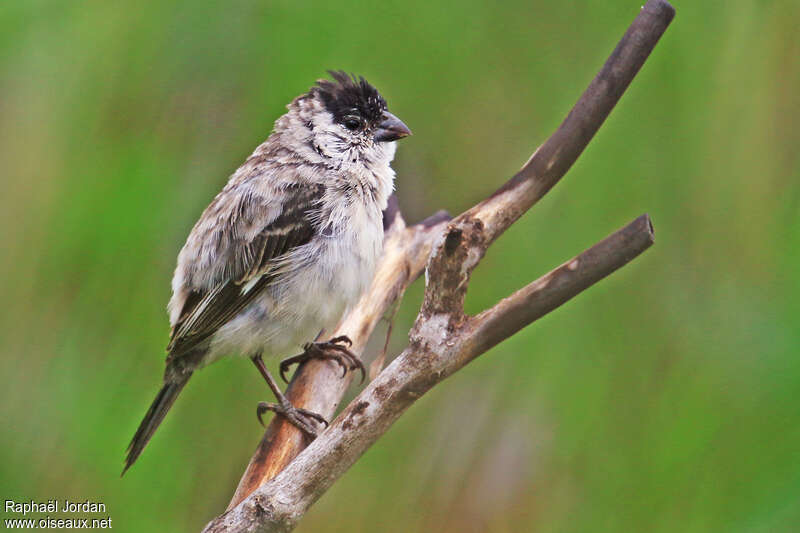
[123,376,190,475]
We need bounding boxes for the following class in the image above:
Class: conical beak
[374,111,412,143]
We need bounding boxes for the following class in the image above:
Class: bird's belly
[205,220,382,364]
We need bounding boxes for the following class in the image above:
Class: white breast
[290,198,383,328]
[204,143,396,365]
[205,191,385,363]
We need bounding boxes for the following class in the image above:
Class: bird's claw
[256,400,328,438]
[279,336,365,384]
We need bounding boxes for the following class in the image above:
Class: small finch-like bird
[124,71,411,473]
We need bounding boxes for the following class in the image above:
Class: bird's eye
[343,116,362,131]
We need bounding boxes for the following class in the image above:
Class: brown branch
[463,214,654,361]
[204,216,655,533]
[226,195,449,509]
[472,0,675,245]
[204,1,674,531]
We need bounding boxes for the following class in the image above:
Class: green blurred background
[2,0,799,531]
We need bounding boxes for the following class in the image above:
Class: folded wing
[167,182,324,360]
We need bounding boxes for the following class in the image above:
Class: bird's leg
[279,335,366,384]
[251,353,328,438]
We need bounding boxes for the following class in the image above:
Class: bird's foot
[256,397,328,438]
[279,335,365,384]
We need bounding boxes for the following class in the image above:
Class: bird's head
[282,71,411,168]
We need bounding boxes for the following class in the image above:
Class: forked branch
[224,198,450,510]
[204,1,674,531]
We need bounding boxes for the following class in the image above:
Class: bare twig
[205,217,654,533]
[226,197,449,509]
[204,1,674,531]
[462,214,654,361]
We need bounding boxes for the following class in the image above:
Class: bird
[123,71,411,474]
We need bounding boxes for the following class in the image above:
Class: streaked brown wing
[166,185,322,359]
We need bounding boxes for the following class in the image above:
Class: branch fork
[204,1,675,531]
